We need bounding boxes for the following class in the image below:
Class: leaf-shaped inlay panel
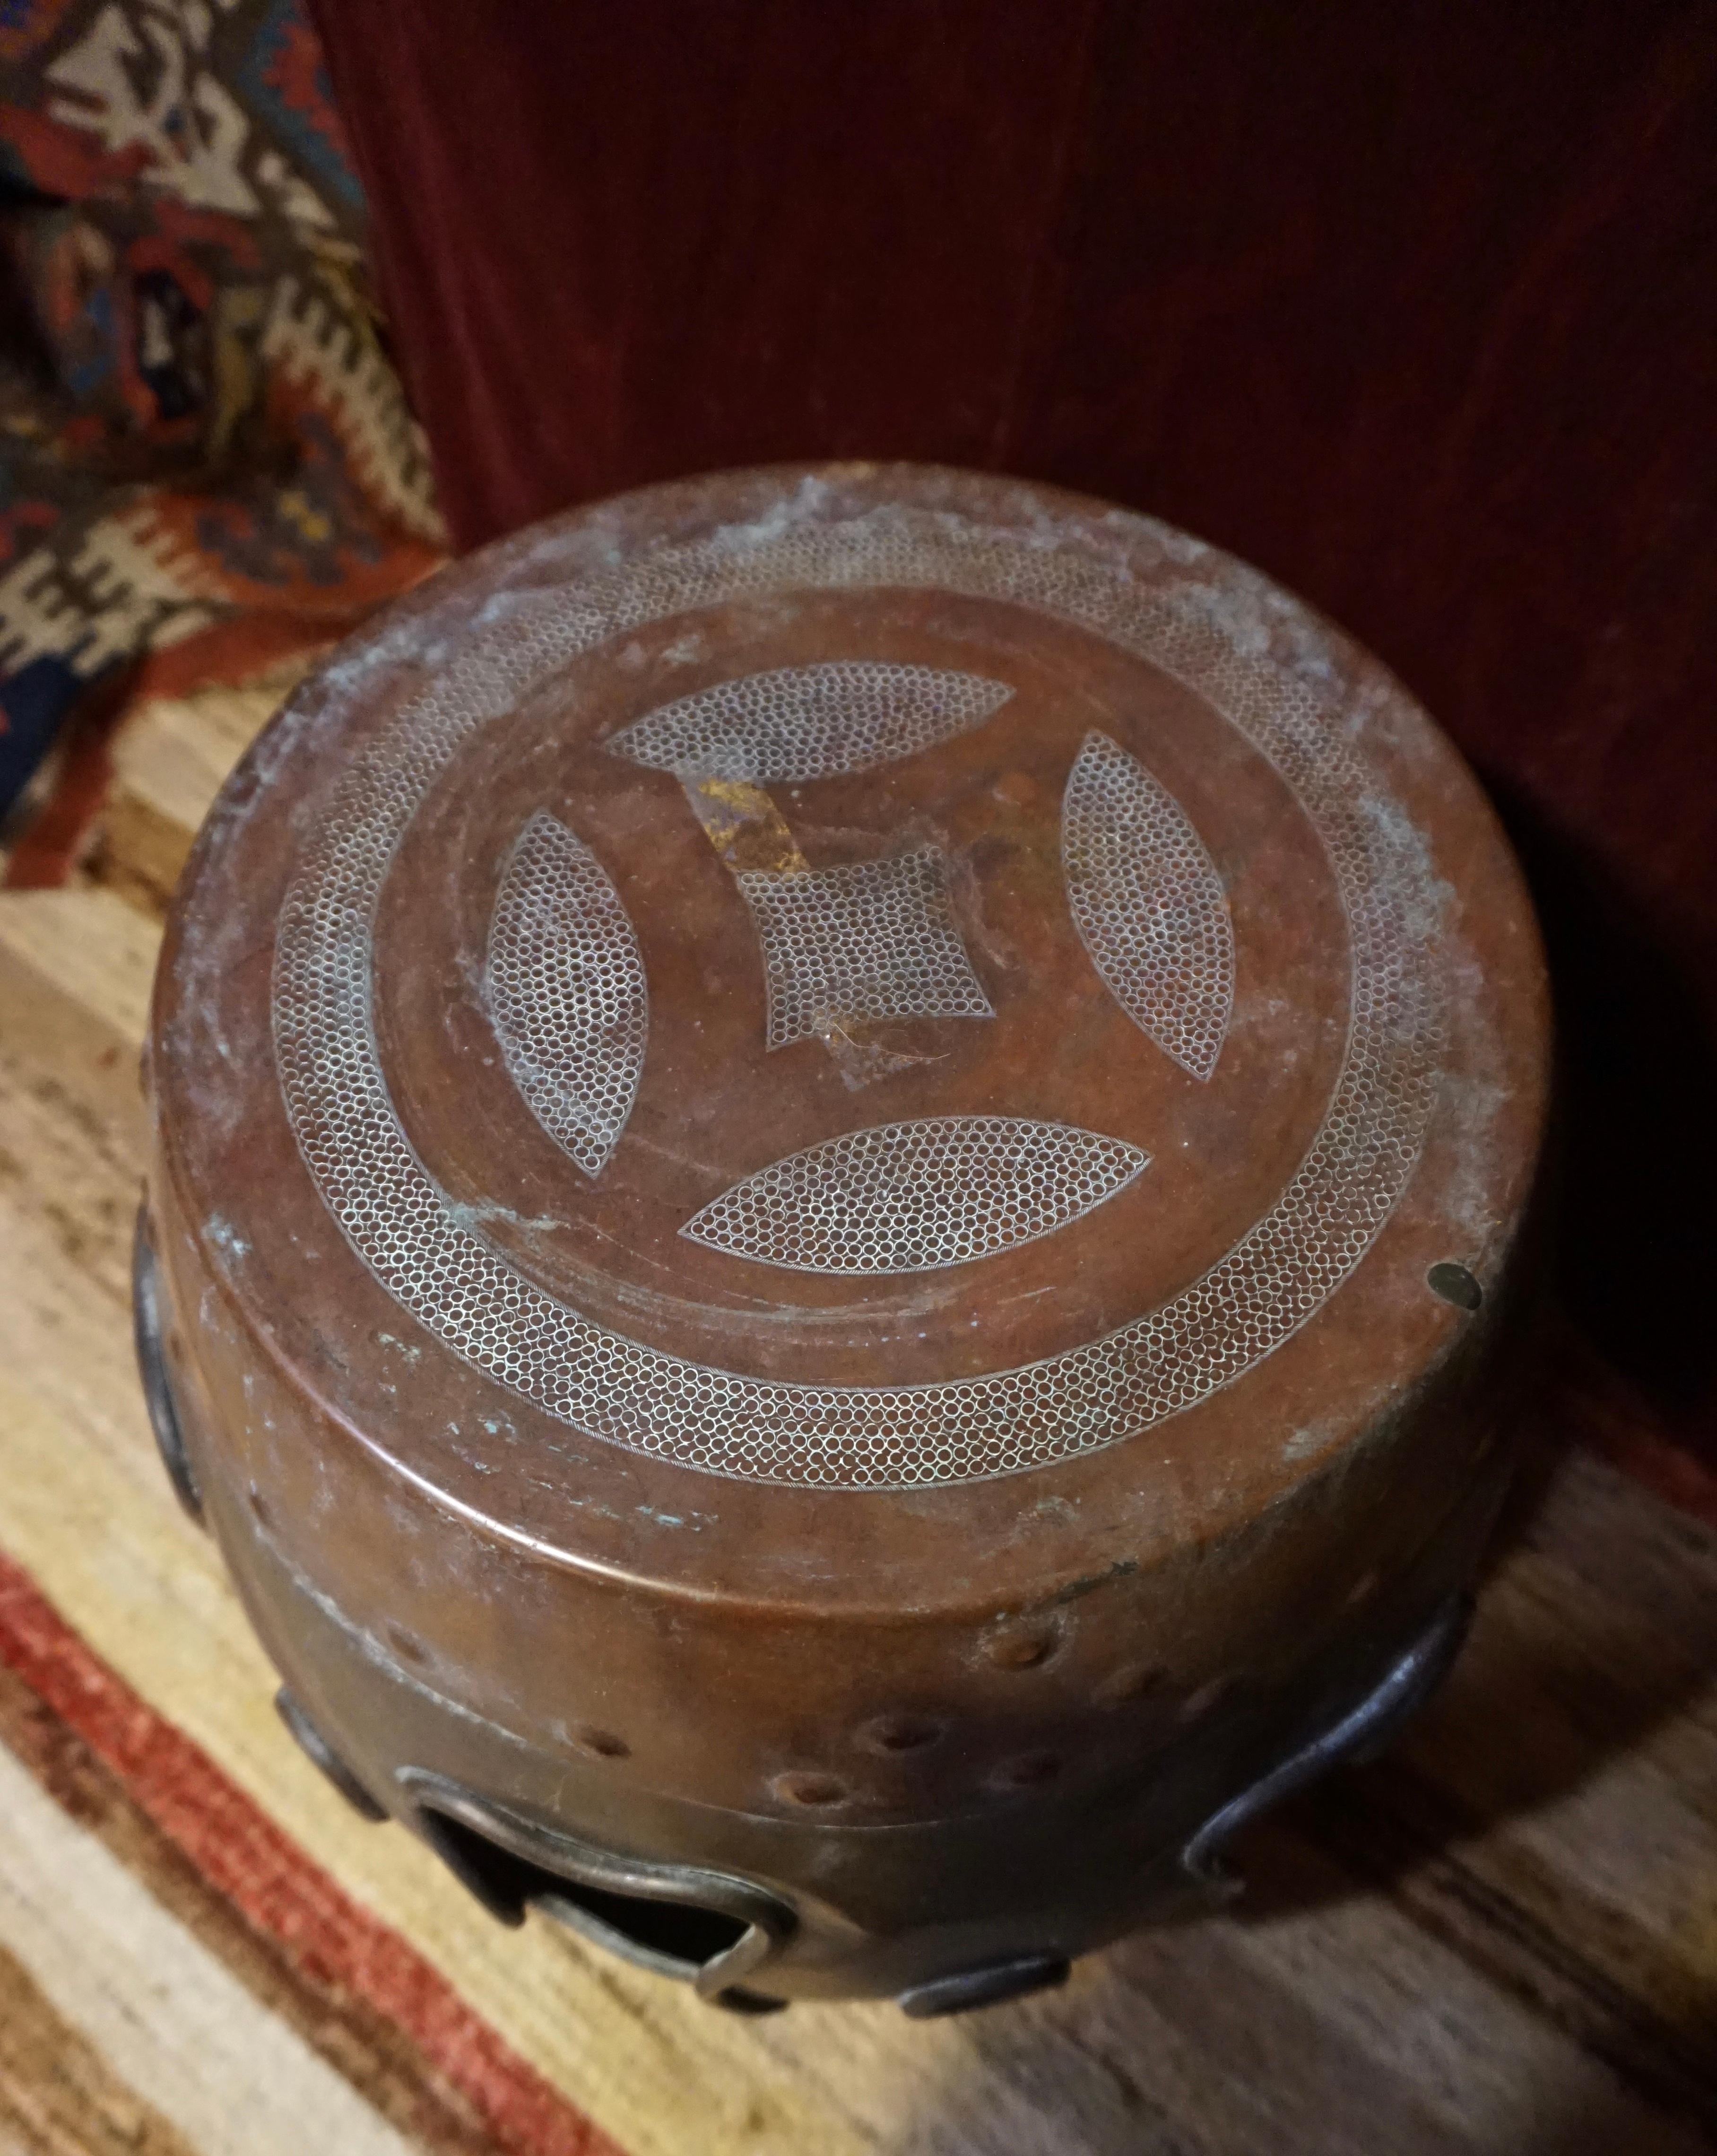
[610,661,1012,781]
[486,812,648,1178]
[1061,731,1233,1080]
[682,1117,1149,1274]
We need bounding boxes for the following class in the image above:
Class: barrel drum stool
[135,464,1549,2013]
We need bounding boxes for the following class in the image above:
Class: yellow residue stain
[684,776,807,875]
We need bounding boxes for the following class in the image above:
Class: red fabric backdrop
[312,0,1717,1454]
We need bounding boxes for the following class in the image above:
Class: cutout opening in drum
[421,1807,750,1975]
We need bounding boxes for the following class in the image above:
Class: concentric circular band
[270,503,1444,1488]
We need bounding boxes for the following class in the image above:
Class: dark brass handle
[132,1206,203,1523]
[1182,1591,1473,1890]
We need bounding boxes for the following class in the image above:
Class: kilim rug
[0,0,444,876]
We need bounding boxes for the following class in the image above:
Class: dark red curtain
[313,0,1717,1457]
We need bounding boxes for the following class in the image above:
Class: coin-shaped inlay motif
[270,504,1444,1489]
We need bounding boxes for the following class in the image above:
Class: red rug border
[0,1548,619,2156]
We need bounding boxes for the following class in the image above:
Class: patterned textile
[0,0,443,840]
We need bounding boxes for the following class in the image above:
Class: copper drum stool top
[139,464,1550,2015]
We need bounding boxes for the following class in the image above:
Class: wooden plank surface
[0,682,1713,2154]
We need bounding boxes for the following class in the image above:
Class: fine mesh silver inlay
[271,503,1445,1491]
[1062,732,1234,1080]
[485,811,648,1177]
[736,850,994,1050]
[681,1117,1149,1273]
[610,661,1012,780]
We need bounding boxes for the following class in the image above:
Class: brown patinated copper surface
[139,465,1550,2011]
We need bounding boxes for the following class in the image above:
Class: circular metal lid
[151,464,1548,1609]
